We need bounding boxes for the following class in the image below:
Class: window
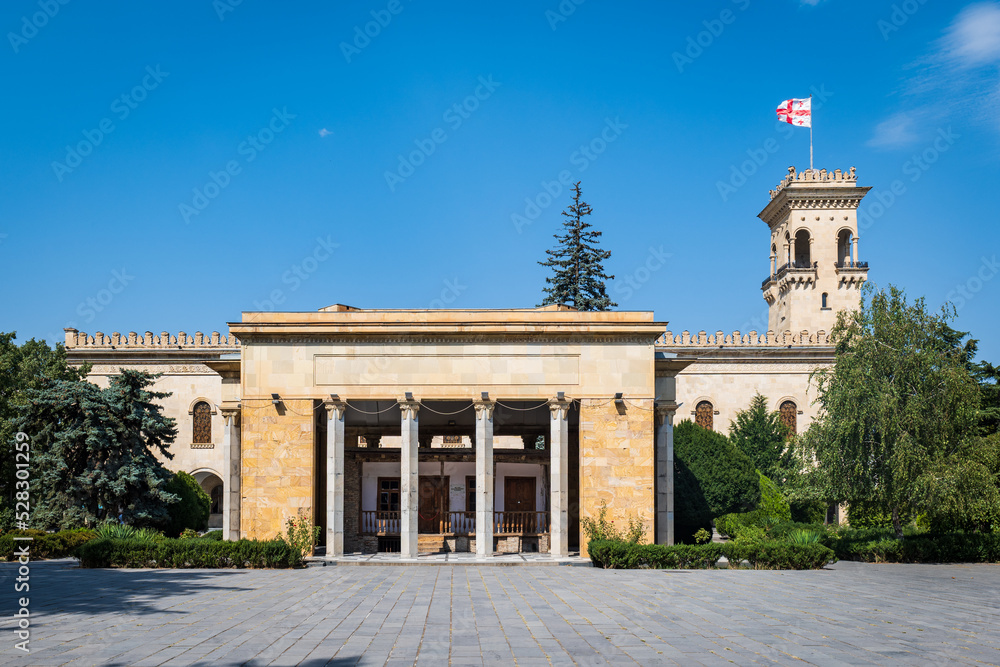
[695,401,714,431]
[192,401,212,444]
[822,292,829,308]
[209,484,223,514]
[378,478,400,512]
[838,229,853,265]
[780,400,797,435]
[466,476,476,513]
[794,229,811,266]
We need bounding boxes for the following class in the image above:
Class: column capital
[655,400,679,425]
[398,400,420,420]
[220,402,241,425]
[548,398,572,421]
[473,399,495,420]
[323,399,347,421]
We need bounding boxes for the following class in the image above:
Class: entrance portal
[418,476,449,534]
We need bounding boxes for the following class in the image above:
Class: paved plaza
[2,559,999,666]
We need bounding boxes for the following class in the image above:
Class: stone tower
[759,167,871,333]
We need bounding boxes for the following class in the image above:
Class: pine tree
[17,369,179,530]
[538,181,616,311]
[728,393,791,483]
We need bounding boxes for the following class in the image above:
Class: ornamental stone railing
[656,329,832,347]
[64,328,239,348]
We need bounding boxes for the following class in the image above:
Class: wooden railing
[359,510,551,535]
[360,510,400,535]
[444,511,476,534]
[495,511,549,535]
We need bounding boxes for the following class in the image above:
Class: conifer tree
[728,393,791,483]
[538,181,616,311]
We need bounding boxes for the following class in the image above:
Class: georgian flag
[776,98,811,127]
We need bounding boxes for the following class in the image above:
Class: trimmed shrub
[0,529,98,560]
[162,471,210,537]
[95,523,164,542]
[202,530,223,541]
[77,537,302,568]
[715,471,791,539]
[588,540,834,570]
[830,529,1000,563]
[674,421,760,543]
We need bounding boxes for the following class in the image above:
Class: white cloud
[318,128,332,137]
[868,113,919,148]
[940,2,1000,67]
[868,2,1000,148]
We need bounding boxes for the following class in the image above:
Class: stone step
[418,535,446,554]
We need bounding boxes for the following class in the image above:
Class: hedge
[588,540,835,570]
[1,529,97,560]
[831,531,1000,563]
[77,537,302,568]
[162,471,211,537]
[715,471,791,539]
[674,420,760,543]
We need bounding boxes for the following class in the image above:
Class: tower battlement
[768,165,858,201]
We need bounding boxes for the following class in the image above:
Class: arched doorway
[192,470,224,530]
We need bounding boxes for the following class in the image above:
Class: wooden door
[418,476,448,533]
[504,477,536,533]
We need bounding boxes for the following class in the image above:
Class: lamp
[481,391,489,401]
[404,391,414,402]
[329,393,340,402]
[614,392,626,415]
[557,391,565,401]
[271,393,281,406]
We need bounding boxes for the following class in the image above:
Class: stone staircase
[418,535,446,554]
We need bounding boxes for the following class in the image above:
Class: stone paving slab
[0,559,998,665]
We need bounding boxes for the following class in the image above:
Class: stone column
[399,400,420,558]
[548,398,572,557]
[852,236,859,264]
[789,236,796,266]
[769,252,776,276]
[474,399,495,558]
[324,399,346,557]
[221,405,240,541]
[655,401,678,545]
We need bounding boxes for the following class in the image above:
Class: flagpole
[809,94,814,171]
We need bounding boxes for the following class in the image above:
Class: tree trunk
[891,506,903,540]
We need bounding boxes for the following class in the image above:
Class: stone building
[65,166,869,556]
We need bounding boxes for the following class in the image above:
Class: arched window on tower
[837,229,853,266]
[695,401,714,431]
[794,229,811,267]
[822,292,829,308]
[780,400,797,436]
[192,401,212,444]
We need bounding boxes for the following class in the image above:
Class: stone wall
[240,399,315,540]
[578,398,655,557]
[344,455,363,553]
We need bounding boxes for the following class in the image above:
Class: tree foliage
[674,420,759,542]
[715,471,792,539]
[538,181,616,311]
[0,332,90,530]
[806,284,982,538]
[728,393,790,482]
[162,471,211,537]
[16,369,179,530]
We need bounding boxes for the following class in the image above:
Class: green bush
[202,530,223,541]
[77,537,302,568]
[95,523,164,542]
[588,539,834,570]
[790,500,828,524]
[0,528,98,560]
[830,529,1000,563]
[581,501,645,544]
[787,529,821,545]
[161,472,210,537]
[674,421,760,543]
[715,471,791,539]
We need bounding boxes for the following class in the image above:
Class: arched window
[209,484,223,514]
[192,401,212,444]
[794,229,811,267]
[821,292,829,308]
[780,400,797,435]
[838,229,853,266]
[695,401,714,431]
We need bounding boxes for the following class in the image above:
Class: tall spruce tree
[0,332,90,530]
[538,181,616,311]
[728,393,791,482]
[17,369,179,529]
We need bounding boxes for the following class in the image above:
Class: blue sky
[3,1,999,361]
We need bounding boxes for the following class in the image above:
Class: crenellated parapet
[656,329,832,347]
[768,166,857,200]
[64,328,239,349]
